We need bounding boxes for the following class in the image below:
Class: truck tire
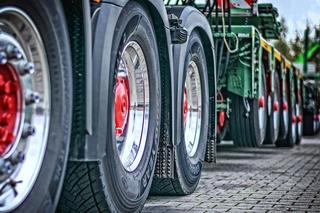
[276,79,296,147]
[151,31,209,195]
[278,73,289,140]
[58,2,161,212]
[303,111,317,136]
[0,1,72,212]
[265,72,280,144]
[229,72,267,147]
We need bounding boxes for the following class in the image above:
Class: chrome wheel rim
[296,104,302,137]
[273,93,280,137]
[291,112,296,142]
[0,8,50,211]
[258,81,266,134]
[115,41,150,172]
[183,60,202,157]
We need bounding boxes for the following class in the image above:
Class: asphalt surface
[143,136,320,212]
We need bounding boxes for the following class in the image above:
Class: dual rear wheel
[230,70,267,147]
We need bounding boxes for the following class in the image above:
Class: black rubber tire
[229,72,267,148]
[278,73,289,140]
[276,76,296,147]
[0,1,73,212]
[303,111,317,136]
[58,2,161,212]
[265,72,280,144]
[150,31,209,195]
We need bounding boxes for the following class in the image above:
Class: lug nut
[0,52,7,65]
[18,61,35,76]
[22,124,36,139]
[25,92,40,105]
[4,161,13,173]
[9,152,25,165]
[6,45,22,60]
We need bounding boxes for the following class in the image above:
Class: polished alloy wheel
[183,60,202,157]
[114,41,150,172]
[0,7,50,211]
[296,104,302,137]
[291,113,297,142]
[282,100,289,132]
[273,93,280,136]
[258,92,266,132]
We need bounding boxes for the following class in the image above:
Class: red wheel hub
[218,111,226,128]
[183,88,188,126]
[292,115,297,123]
[297,115,302,123]
[273,101,279,112]
[282,102,288,110]
[114,76,130,136]
[258,96,265,108]
[0,64,22,155]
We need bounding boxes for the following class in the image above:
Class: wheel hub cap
[114,41,150,172]
[183,88,188,126]
[115,76,130,136]
[273,101,279,112]
[282,102,288,110]
[0,64,22,155]
[258,96,265,108]
[183,60,202,157]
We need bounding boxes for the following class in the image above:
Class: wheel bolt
[26,92,40,105]
[9,152,25,165]
[18,61,35,76]
[22,124,36,139]
[0,52,7,65]
[4,161,13,173]
[6,45,22,60]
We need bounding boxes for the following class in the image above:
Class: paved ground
[143,136,320,212]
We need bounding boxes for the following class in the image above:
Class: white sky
[259,0,320,41]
